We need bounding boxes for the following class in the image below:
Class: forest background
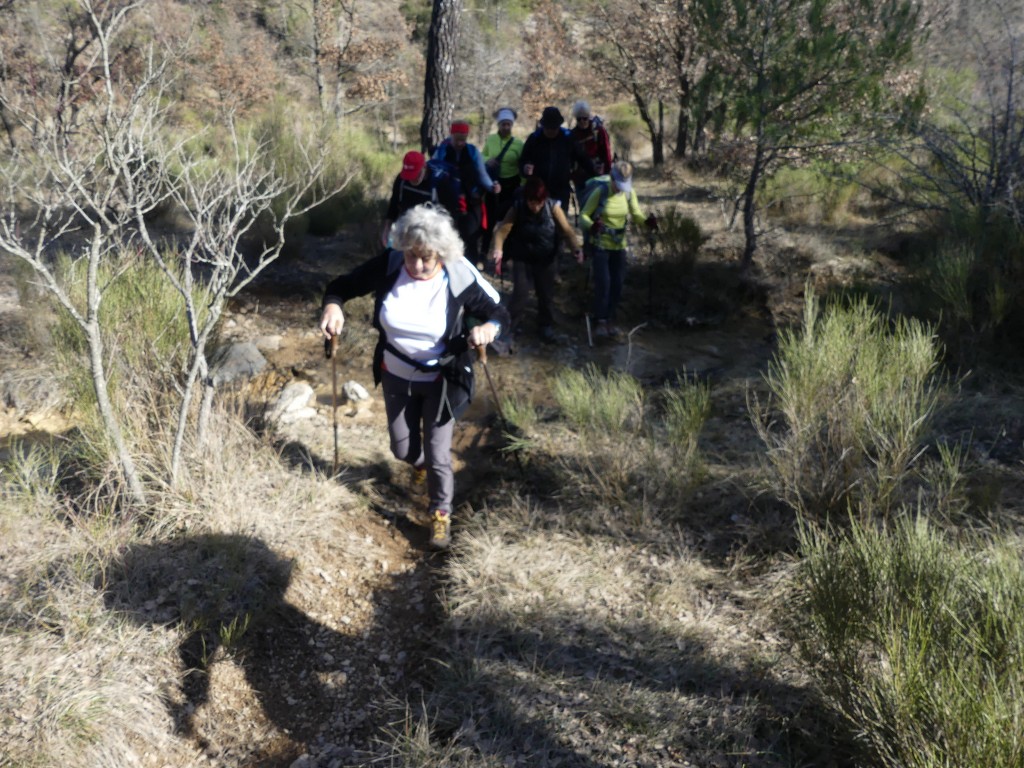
[3,0,1024,766]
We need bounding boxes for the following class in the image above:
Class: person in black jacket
[320,205,509,549]
[380,151,461,248]
[433,120,500,262]
[488,177,583,343]
[519,106,590,214]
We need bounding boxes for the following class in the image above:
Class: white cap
[495,108,516,123]
[611,162,633,194]
[572,100,591,119]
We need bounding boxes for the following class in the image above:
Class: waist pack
[442,350,475,421]
[384,341,475,423]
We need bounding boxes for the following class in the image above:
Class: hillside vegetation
[2,0,1024,766]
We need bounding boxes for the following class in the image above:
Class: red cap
[450,120,471,135]
[400,151,426,181]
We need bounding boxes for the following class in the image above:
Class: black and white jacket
[322,249,510,419]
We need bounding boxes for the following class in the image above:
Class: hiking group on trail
[320,103,657,549]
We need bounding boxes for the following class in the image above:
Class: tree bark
[675,103,689,158]
[85,244,147,508]
[421,0,463,154]
[311,0,326,115]
[633,88,665,166]
[740,138,765,269]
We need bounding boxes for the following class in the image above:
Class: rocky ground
[1,180,937,766]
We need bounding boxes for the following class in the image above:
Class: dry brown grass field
[5,155,1023,767]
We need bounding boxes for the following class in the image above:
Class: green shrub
[319,132,393,236]
[760,163,865,226]
[552,364,644,437]
[497,391,538,458]
[603,104,647,163]
[918,215,1024,364]
[792,514,1024,768]
[548,365,710,517]
[254,110,395,236]
[655,205,707,273]
[753,288,944,519]
[638,206,709,326]
[50,250,213,439]
[660,377,711,477]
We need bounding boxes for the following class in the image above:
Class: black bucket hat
[539,106,564,128]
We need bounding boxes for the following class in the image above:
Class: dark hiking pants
[381,371,455,514]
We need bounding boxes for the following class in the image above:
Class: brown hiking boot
[429,510,451,550]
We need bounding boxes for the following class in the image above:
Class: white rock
[342,380,370,402]
[277,406,318,424]
[254,334,283,352]
[267,382,314,422]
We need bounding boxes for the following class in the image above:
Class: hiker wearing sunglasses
[569,100,613,190]
[319,205,509,550]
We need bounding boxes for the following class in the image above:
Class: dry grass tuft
[376,493,825,767]
[0,486,198,767]
[0,404,375,766]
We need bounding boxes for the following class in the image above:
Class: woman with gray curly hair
[319,204,509,550]
[391,201,466,266]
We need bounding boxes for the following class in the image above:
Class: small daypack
[426,157,464,201]
[585,175,630,256]
[580,175,612,220]
[580,175,612,256]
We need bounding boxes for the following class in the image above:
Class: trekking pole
[325,334,340,475]
[584,259,594,347]
[647,229,657,320]
[476,344,524,473]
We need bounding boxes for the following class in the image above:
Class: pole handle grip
[476,344,488,365]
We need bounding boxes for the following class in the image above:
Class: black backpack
[426,157,463,201]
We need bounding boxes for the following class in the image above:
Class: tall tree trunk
[675,94,689,158]
[311,0,326,115]
[693,110,706,155]
[633,89,664,166]
[421,0,463,153]
[740,139,765,270]
[656,100,665,165]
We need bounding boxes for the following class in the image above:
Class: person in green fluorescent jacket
[579,161,658,339]
[480,107,524,264]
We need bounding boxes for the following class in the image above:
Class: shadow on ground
[101,532,438,764]
[421,607,856,768]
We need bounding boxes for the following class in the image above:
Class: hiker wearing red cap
[432,120,499,261]
[381,150,461,248]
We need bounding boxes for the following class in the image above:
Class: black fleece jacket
[322,249,510,387]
